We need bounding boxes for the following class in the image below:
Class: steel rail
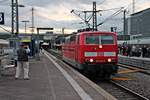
[118,63,150,75]
[110,80,149,100]
[49,50,149,100]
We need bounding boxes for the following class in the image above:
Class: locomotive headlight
[99,45,103,48]
[90,59,94,62]
[108,58,112,62]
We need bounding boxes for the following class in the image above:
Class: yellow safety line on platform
[118,69,143,74]
[118,64,145,71]
[118,64,145,74]
[111,77,134,81]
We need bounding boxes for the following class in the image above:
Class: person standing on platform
[15,44,30,80]
[131,45,136,56]
[142,45,147,57]
[126,45,131,56]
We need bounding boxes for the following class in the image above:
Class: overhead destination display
[0,12,4,25]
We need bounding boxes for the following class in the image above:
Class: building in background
[127,8,150,39]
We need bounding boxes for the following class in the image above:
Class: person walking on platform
[126,45,131,56]
[15,44,30,80]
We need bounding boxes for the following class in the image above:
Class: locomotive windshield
[85,34,114,45]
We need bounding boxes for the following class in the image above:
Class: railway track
[98,81,149,100]
[48,50,62,59]
[48,49,149,100]
[118,63,150,75]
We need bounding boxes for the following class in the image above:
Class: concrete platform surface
[0,52,116,100]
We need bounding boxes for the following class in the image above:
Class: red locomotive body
[62,31,118,79]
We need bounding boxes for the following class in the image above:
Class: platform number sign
[0,12,4,25]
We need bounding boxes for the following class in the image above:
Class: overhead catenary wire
[97,7,124,26]
[0,25,11,33]
[97,0,107,5]
[0,0,8,3]
[70,1,108,30]
[71,1,128,30]
[100,7,125,12]
[0,0,9,6]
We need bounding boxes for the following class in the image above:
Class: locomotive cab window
[86,35,99,44]
[85,34,114,45]
[101,35,114,44]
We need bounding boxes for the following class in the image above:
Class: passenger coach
[62,31,118,79]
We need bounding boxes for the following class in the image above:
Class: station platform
[119,54,150,61]
[118,55,150,73]
[0,51,116,100]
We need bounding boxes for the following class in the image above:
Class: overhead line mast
[132,0,135,13]
[93,2,97,31]
[11,0,19,35]
[11,0,24,36]
[71,2,125,32]
[11,0,14,35]
[71,2,101,31]
[31,7,35,34]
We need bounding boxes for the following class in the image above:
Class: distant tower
[31,7,35,34]
[132,0,135,13]
[93,1,97,31]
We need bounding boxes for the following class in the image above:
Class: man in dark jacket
[15,44,30,80]
[142,45,147,57]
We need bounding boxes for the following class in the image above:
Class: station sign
[0,12,4,25]
[18,34,32,42]
[3,47,14,54]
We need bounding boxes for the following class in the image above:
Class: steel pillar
[93,2,97,31]
[11,0,19,36]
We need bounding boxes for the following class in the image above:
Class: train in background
[62,31,118,79]
[0,39,9,55]
[0,39,9,49]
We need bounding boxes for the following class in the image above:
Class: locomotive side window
[70,35,76,42]
[77,35,80,44]
[101,35,114,44]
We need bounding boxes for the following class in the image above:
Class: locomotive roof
[77,31,116,35]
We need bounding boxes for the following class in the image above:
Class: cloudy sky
[0,0,149,34]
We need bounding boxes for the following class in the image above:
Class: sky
[0,0,149,34]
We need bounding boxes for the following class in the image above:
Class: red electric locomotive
[62,31,118,79]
